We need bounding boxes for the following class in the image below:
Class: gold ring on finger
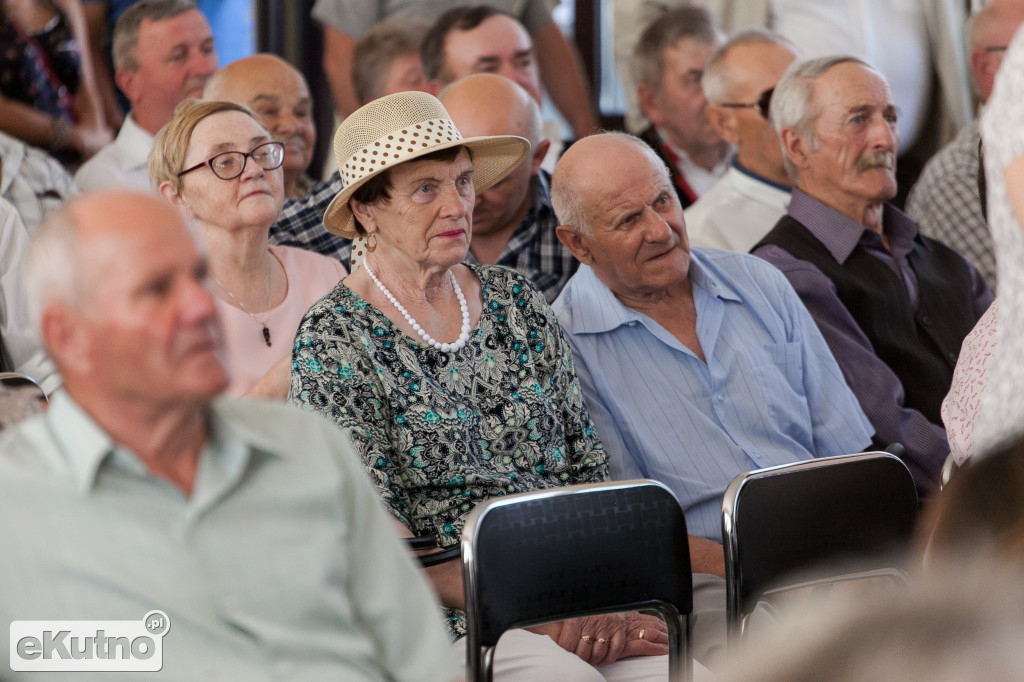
[638,629,645,640]
[596,638,609,644]
[580,635,592,643]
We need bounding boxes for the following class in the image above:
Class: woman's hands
[536,611,670,666]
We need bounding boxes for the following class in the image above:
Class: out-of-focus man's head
[968,0,1024,101]
[113,0,217,134]
[27,191,228,409]
[422,6,542,103]
[633,6,725,159]
[353,17,429,105]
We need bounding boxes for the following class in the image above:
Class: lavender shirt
[752,189,993,488]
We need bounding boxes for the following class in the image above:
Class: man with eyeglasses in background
[632,6,732,210]
[685,30,799,252]
[905,0,1024,293]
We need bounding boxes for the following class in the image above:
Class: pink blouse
[216,245,346,396]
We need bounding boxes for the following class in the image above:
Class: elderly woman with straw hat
[288,91,670,679]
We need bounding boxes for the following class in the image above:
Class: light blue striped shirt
[553,249,874,542]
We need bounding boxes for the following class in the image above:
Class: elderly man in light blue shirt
[0,190,461,682]
[551,132,874,549]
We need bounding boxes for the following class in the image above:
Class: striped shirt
[553,249,873,541]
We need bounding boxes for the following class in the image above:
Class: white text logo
[10,611,169,672]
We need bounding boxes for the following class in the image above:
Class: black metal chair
[721,451,919,643]
[0,372,46,432]
[940,451,960,491]
[461,479,693,682]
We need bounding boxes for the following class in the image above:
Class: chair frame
[721,451,918,642]
[461,479,693,682]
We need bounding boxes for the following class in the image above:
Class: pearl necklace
[363,262,471,353]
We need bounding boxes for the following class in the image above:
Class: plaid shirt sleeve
[270,171,352,264]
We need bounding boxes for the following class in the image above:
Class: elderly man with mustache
[751,56,992,492]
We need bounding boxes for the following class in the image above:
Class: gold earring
[366,233,378,252]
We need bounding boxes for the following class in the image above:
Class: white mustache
[858,151,895,172]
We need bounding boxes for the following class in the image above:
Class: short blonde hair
[149,98,266,193]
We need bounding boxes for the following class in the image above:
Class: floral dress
[288,264,607,637]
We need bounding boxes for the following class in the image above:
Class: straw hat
[323,90,531,238]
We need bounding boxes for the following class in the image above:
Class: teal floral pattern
[288,264,607,638]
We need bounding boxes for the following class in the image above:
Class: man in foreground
[0,190,461,681]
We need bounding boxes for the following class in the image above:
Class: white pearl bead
[364,263,471,354]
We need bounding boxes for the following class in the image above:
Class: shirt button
[920,315,933,326]
[716,393,725,402]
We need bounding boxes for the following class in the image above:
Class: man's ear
[114,68,136,102]
[529,138,551,176]
[705,104,738,145]
[780,127,809,173]
[555,224,593,265]
[40,305,92,376]
[637,82,662,126]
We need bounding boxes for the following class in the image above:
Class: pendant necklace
[210,263,273,347]
[363,261,470,353]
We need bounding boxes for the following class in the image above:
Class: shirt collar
[44,392,280,496]
[657,128,733,177]
[787,188,926,264]
[117,113,156,170]
[732,160,792,193]
[0,129,25,195]
[564,250,742,336]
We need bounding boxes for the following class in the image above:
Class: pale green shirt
[0,392,460,681]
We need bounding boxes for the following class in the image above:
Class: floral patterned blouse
[288,264,607,637]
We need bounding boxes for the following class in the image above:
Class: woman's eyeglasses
[178,141,286,180]
[718,87,775,120]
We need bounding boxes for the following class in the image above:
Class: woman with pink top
[150,98,346,398]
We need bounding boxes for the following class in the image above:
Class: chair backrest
[461,479,693,682]
[0,372,46,432]
[721,452,919,640]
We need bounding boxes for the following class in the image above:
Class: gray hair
[551,131,670,238]
[25,204,83,331]
[112,0,198,72]
[771,55,876,180]
[701,29,798,104]
[353,16,429,104]
[631,6,719,91]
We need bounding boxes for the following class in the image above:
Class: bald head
[552,132,669,236]
[204,54,316,194]
[440,74,545,241]
[969,0,1024,100]
[441,73,542,147]
[553,132,690,300]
